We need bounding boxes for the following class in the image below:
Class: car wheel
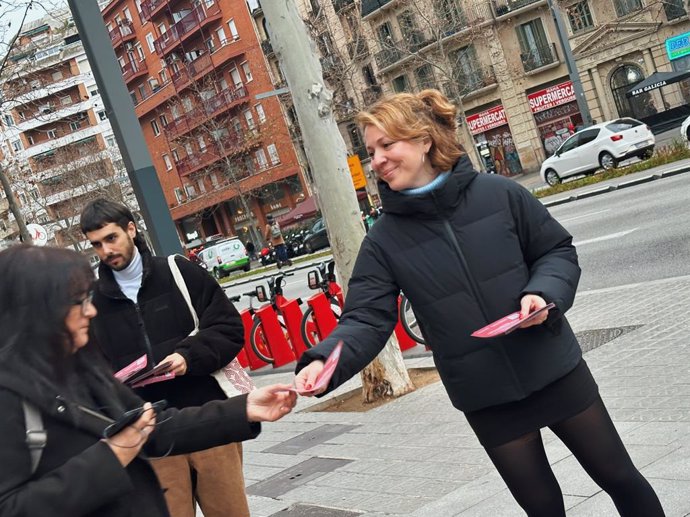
[545,169,560,186]
[686,127,690,142]
[641,149,654,160]
[599,152,617,170]
[305,242,313,254]
[243,262,251,272]
[213,267,223,280]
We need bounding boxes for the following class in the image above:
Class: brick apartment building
[0,10,133,251]
[100,0,309,246]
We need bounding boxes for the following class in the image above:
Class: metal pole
[67,0,181,256]
[547,0,593,126]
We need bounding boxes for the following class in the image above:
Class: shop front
[527,80,583,157]
[466,105,522,176]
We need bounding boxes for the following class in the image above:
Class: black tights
[485,397,664,517]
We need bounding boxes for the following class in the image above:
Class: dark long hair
[0,245,102,390]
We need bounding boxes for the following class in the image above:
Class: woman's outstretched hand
[293,360,326,396]
[519,294,549,328]
[246,384,297,422]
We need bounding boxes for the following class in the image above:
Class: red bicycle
[300,260,343,348]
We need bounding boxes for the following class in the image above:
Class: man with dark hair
[80,198,251,517]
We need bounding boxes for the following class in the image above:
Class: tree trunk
[263,0,414,401]
[0,164,32,244]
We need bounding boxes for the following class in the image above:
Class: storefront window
[610,65,655,118]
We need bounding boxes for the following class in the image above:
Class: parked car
[540,118,655,186]
[303,218,330,254]
[680,114,690,142]
[197,238,250,279]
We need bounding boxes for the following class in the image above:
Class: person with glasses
[0,245,296,517]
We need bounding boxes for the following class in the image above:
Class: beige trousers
[150,442,249,517]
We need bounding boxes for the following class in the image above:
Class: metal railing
[109,19,135,47]
[492,0,543,17]
[153,3,221,56]
[440,2,493,37]
[361,0,393,18]
[362,85,383,105]
[451,65,497,95]
[374,42,404,70]
[520,42,558,73]
[121,60,148,83]
[140,0,167,22]
[171,53,213,90]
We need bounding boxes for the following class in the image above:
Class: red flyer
[472,303,555,338]
[293,340,343,395]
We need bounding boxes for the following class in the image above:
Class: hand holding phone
[103,400,167,439]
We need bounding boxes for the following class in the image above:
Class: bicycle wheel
[250,318,275,364]
[399,295,426,345]
[300,300,341,348]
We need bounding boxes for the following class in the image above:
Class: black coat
[92,251,245,408]
[0,363,259,517]
[297,157,582,412]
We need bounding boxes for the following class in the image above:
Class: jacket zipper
[435,201,524,394]
[134,302,156,366]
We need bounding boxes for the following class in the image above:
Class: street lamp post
[547,0,593,126]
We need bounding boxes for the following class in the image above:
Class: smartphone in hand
[103,400,167,439]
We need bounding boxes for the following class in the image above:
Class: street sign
[347,155,367,190]
[27,223,48,246]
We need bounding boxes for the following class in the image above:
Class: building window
[516,19,553,71]
[159,114,168,126]
[18,111,26,120]
[215,27,227,46]
[70,121,81,131]
[106,135,116,147]
[197,135,206,151]
[243,109,255,129]
[414,64,434,91]
[255,148,268,169]
[159,68,168,83]
[210,173,219,186]
[90,88,99,97]
[18,192,27,205]
[244,155,255,175]
[47,129,57,139]
[60,95,71,105]
[227,19,239,40]
[136,43,145,61]
[51,70,63,81]
[28,135,35,145]
[11,140,22,152]
[184,183,196,197]
[174,187,183,203]
[163,154,172,170]
[2,114,14,126]
[230,67,243,88]
[613,0,642,17]
[391,75,410,93]
[197,178,206,193]
[151,119,160,136]
[255,103,266,123]
[567,2,594,33]
[172,149,179,161]
[240,61,253,82]
[267,143,280,165]
[205,37,216,53]
[98,110,107,121]
[130,91,138,104]
[145,33,155,53]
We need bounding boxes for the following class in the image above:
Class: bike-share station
[226,260,424,371]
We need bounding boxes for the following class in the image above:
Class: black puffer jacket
[0,362,259,517]
[297,156,582,412]
[92,251,244,409]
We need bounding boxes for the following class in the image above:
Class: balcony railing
[521,42,558,73]
[362,84,383,105]
[450,65,498,97]
[260,39,274,56]
[362,0,393,18]
[171,53,213,90]
[167,86,249,138]
[175,131,251,176]
[121,59,148,84]
[140,0,167,22]
[109,19,135,47]
[374,42,404,70]
[492,0,543,18]
[320,54,343,76]
[663,0,687,21]
[333,0,356,12]
[153,3,222,56]
[439,2,493,38]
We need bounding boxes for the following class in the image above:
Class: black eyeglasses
[72,290,94,315]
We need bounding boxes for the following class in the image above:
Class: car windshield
[605,118,642,132]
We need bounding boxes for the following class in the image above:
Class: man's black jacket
[92,251,244,408]
[297,156,582,412]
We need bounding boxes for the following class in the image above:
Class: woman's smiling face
[364,125,434,191]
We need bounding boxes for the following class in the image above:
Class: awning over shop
[626,70,690,97]
[276,196,318,227]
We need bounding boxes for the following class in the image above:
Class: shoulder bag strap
[23,400,46,475]
[167,255,199,336]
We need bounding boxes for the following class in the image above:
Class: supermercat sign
[528,81,576,113]
[466,105,507,135]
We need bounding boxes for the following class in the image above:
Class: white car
[540,118,655,186]
[680,114,690,141]
[198,238,250,279]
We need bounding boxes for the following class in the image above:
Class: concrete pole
[548,0,593,126]
[262,0,414,399]
[67,0,181,256]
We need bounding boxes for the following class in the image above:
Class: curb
[542,165,690,207]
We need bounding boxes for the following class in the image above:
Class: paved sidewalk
[236,274,690,516]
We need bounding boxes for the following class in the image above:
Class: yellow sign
[347,155,367,190]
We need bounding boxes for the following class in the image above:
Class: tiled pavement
[235,274,690,516]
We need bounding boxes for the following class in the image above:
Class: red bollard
[255,305,296,368]
[240,309,270,371]
[277,298,310,360]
